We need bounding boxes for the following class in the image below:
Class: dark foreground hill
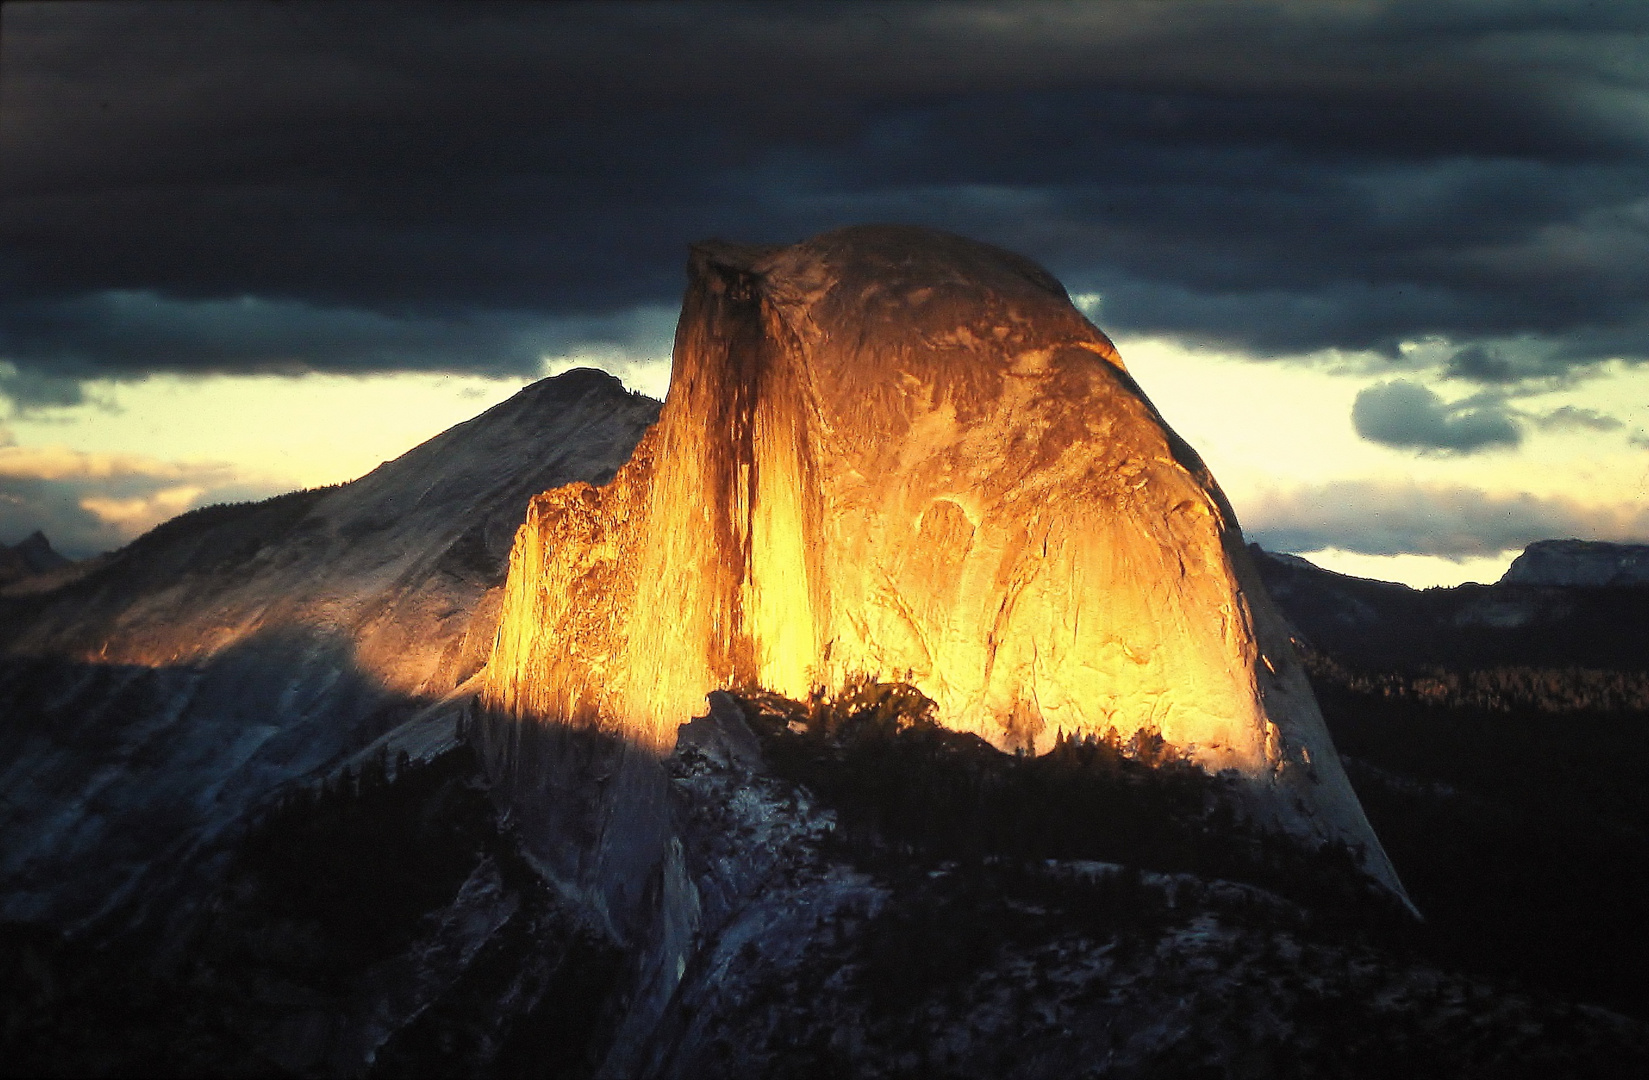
[5,689,1646,1079]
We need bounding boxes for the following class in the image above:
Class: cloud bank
[1351,380,1522,453]
[6,2,1648,566]
[1244,480,1649,559]
[4,1,1649,393]
[0,443,282,557]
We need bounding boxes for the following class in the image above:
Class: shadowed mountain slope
[0,370,659,929]
[1254,544,1649,676]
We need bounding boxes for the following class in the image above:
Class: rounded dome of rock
[476,224,1407,900]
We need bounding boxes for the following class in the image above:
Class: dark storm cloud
[5,0,1649,383]
[0,367,87,411]
[1245,480,1649,559]
[1351,380,1523,453]
[0,292,677,381]
[1536,405,1624,432]
[1444,345,1521,384]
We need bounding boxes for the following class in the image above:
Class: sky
[2,0,1647,586]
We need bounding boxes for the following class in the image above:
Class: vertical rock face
[477,225,1403,897]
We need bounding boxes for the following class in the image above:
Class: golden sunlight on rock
[477,225,1403,895]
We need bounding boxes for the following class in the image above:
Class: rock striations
[474,225,1404,900]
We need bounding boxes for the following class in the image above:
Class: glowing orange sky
[5,331,1644,587]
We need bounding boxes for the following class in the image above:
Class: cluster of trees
[1264,558,1649,1016]
[737,679,1392,918]
[2,744,629,1077]
[1303,647,1649,715]
[846,858,1184,1016]
[126,483,339,555]
[230,747,499,983]
[1308,672,1649,1018]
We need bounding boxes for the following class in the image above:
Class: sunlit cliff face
[479,226,1308,775]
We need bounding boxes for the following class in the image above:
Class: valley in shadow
[1257,548,1649,1020]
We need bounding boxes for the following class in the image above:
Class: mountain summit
[1501,539,1649,587]
[0,530,70,586]
[475,224,1404,899]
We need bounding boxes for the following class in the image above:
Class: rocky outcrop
[475,225,1405,901]
[1501,539,1649,587]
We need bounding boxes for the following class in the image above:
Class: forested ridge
[1257,549,1649,1019]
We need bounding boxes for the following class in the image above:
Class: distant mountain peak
[0,529,71,584]
[1501,538,1649,587]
